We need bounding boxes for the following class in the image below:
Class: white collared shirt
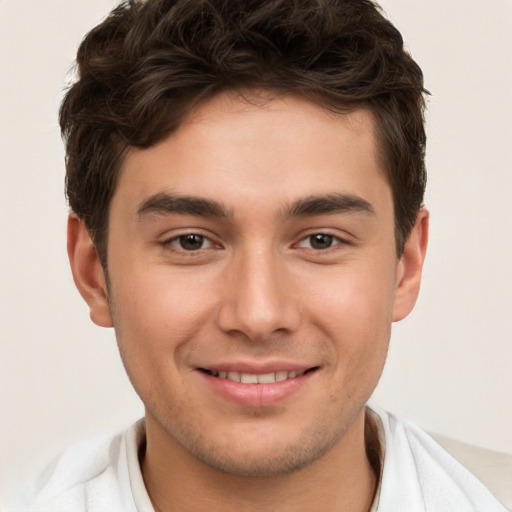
[3,407,508,511]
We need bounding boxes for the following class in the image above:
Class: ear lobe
[67,214,113,328]
[392,208,429,322]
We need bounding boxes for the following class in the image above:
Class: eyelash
[161,231,347,254]
[162,233,217,252]
[295,233,346,251]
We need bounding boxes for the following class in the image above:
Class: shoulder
[429,431,512,512]
[2,424,137,512]
[369,406,511,511]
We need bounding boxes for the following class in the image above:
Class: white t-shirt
[3,407,508,511]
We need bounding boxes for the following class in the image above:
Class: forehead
[113,92,390,217]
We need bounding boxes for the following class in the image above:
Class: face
[71,92,426,477]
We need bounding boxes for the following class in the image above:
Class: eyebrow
[283,193,375,218]
[137,192,233,219]
[137,192,374,221]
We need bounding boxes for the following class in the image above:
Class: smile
[199,366,319,406]
[203,369,308,384]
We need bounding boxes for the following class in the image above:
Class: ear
[392,208,429,322]
[67,213,113,327]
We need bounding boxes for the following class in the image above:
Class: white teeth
[275,371,288,382]
[241,373,258,384]
[227,371,241,382]
[213,370,306,384]
[257,372,277,384]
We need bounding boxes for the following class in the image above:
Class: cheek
[308,260,396,319]
[108,271,215,409]
[305,262,396,363]
[109,269,216,357]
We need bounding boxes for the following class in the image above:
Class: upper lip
[197,361,318,374]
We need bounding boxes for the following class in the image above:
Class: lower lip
[200,371,315,407]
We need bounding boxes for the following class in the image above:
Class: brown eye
[309,233,334,250]
[178,234,206,251]
[163,232,218,253]
[297,233,342,251]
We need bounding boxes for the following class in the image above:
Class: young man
[5,1,510,511]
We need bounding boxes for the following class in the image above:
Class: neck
[141,410,379,512]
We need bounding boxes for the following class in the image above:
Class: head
[61,0,427,268]
[64,0,429,483]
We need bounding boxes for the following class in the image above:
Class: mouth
[199,367,319,384]
[198,365,320,406]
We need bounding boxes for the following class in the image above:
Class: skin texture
[68,92,428,512]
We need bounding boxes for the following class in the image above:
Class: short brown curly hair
[60,0,427,265]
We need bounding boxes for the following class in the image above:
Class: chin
[193,447,327,477]
[183,422,344,478]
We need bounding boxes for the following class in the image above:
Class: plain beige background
[1,0,511,490]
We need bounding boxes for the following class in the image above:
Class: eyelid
[296,233,344,249]
[160,229,222,251]
[295,226,350,243]
[168,235,213,250]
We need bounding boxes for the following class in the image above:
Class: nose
[217,246,301,342]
